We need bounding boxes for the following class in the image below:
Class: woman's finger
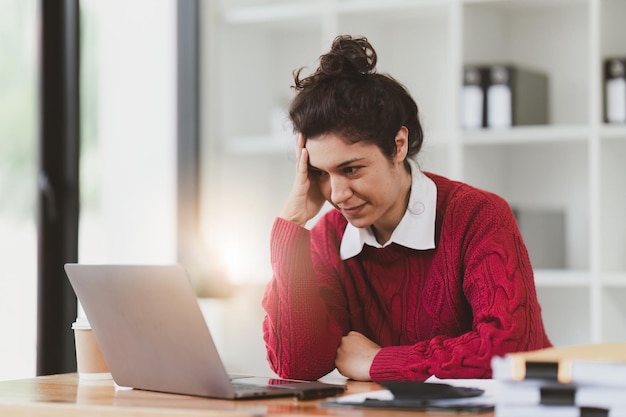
[295,132,304,165]
[298,147,308,176]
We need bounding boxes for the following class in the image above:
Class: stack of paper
[491,343,626,417]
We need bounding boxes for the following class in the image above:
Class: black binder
[486,64,549,128]
[462,64,549,129]
[604,57,626,124]
[461,65,490,129]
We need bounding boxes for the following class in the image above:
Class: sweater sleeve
[369,192,551,381]
[262,217,346,380]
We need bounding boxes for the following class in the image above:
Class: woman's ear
[394,126,409,162]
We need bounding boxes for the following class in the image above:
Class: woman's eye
[343,166,360,175]
[309,168,328,178]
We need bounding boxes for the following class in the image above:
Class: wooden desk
[0,373,494,417]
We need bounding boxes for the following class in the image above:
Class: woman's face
[306,131,411,242]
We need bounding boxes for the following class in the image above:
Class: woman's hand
[335,331,381,381]
[279,133,326,227]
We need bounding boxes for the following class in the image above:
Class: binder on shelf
[486,64,549,128]
[604,58,626,124]
[512,207,566,269]
[461,65,489,129]
[461,64,549,129]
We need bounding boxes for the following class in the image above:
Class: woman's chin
[345,217,371,229]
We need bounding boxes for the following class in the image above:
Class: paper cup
[72,319,111,380]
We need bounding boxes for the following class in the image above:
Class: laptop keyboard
[231,382,285,394]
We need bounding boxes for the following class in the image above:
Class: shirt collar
[339,158,437,260]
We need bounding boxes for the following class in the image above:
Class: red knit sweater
[262,172,552,382]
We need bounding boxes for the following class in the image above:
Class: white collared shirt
[339,158,437,260]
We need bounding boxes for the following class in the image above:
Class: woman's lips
[341,203,366,217]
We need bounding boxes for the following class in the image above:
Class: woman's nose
[330,176,352,205]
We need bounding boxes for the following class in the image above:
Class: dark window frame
[36,0,80,376]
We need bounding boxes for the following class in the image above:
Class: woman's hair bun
[289,34,424,160]
[319,35,377,77]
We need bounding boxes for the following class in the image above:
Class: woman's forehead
[306,134,380,169]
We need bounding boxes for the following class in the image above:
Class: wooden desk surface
[0,373,494,417]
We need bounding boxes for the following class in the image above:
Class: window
[0,0,38,380]
[79,0,177,265]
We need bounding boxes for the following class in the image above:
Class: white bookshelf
[200,0,626,348]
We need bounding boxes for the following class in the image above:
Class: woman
[262,35,551,382]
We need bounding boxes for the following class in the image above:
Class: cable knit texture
[262,172,552,382]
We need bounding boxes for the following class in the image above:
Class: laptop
[64,263,346,400]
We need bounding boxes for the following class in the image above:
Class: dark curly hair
[289,35,424,168]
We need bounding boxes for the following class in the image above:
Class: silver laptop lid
[64,264,236,398]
